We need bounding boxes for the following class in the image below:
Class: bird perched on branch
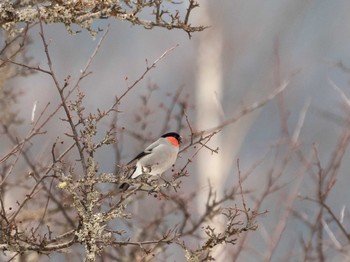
[120,132,182,191]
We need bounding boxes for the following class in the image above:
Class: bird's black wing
[127,139,162,164]
[127,151,151,165]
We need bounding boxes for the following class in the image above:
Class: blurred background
[5,0,350,261]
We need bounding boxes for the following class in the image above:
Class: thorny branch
[0,0,206,37]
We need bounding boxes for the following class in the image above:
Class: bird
[119,132,182,191]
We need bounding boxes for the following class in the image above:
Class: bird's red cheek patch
[166,136,179,147]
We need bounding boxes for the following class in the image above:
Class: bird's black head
[161,132,182,144]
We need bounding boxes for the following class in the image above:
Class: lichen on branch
[0,0,206,37]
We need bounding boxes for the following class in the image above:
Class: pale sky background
[6,0,350,261]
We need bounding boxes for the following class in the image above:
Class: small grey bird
[120,132,182,191]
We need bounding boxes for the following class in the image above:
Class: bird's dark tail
[118,165,137,191]
[119,182,130,191]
